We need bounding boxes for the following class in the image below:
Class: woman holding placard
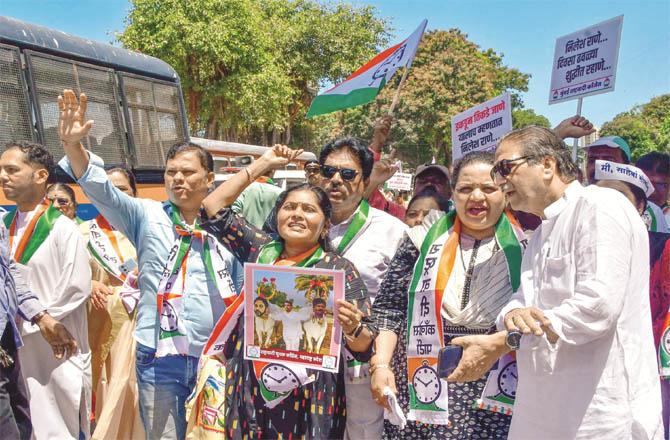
[342,151,526,439]
[194,145,370,439]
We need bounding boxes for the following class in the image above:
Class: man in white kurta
[13,208,92,440]
[0,142,92,440]
[493,126,662,439]
[270,301,311,351]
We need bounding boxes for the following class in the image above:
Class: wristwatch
[31,310,48,325]
[505,330,522,350]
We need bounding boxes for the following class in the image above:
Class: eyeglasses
[490,155,535,180]
[320,165,359,181]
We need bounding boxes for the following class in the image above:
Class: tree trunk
[205,116,218,139]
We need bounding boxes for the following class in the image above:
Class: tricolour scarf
[405,210,524,424]
[156,202,237,357]
[4,199,61,264]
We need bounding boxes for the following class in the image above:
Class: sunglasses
[490,155,535,180]
[320,165,359,181]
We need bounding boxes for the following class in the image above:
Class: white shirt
[498,182,662,440]
[270,304,311,339]
[329,204,406,300]
[643,201,670,233]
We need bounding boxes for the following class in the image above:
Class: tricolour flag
[306,19,427,118]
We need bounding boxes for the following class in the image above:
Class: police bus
[0,15,315,216]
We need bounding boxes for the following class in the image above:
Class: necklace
[457,235,500,310]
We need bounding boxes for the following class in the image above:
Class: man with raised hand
[0,140,91,439]
[57,89,243,440]
[319,137,407,439]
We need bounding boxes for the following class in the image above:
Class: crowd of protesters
[0,88,667,440]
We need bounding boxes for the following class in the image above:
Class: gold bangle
[244,167,253,182]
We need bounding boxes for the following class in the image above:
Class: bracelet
[244,167,253,182]
[345,321,362,338]
[369,363,390,375]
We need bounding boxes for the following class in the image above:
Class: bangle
[369,363,390,375]
[244,168,253,182]
[345,321,362,337]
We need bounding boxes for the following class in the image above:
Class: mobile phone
[437,345,463,378]
[119,258,138,275]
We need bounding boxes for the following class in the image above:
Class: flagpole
[387,66,411,116]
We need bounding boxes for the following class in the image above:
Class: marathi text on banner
[450,92,512,163]
[548,15,623,104]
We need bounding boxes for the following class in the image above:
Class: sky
[3,0,669,128]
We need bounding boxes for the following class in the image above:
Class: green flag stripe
[336,200,369,254]
[17,205,62,264]
[494,214,522,292]
[306,86,381,119]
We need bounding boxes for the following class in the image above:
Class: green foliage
[600,94,670,161]
[310,29,531,166]
[512,109,551,129]
[118,0,388,142]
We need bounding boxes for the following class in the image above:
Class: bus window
[26,52,127,165]
[121,74,186,169]
[0,45,35,144]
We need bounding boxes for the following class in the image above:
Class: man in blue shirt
[57,89,243,439]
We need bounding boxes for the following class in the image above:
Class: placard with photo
[243,263,344,373]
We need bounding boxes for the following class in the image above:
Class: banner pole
[572,97,583,162]
[388,67,411,116]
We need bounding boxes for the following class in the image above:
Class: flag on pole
[306,19,427,118]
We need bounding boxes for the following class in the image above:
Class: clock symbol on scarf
[663,328,670,355]
[412,362,441,404]
[160,301,179,332]
[497,360,518,399]
[260,363,300,393]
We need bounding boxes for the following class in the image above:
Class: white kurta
[498,182,662,439]
[8,208,92,440]
[329,204,406,440]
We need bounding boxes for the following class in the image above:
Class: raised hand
[553,115,595,140]
[370,115,394,153]
[259,144,304,171]
[58,89,94,148]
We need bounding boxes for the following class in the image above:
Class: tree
[309,29,531,166]
[118,0,388,143]
[512,109,550,129]
[600,94,670,160]
[294,275,333,301]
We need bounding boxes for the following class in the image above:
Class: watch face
[260,363,301,393]
[497,361,518,399]
[506,331,522,350]
[663,328,670,355]
[412,365,441,404]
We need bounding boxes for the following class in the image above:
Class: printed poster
[243,263,344,373]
